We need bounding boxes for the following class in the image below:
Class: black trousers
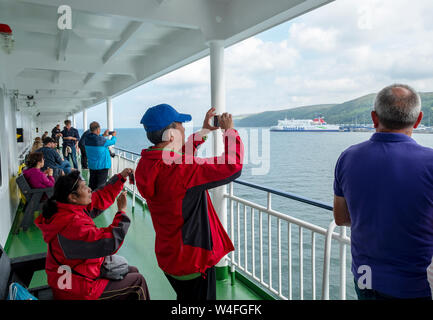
[98,266,150,300]
[79,145,88,169]
[165,267,216,301]
[89,169,109,190]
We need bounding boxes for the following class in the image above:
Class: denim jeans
[58,160,72,174]
[63,145,78,169]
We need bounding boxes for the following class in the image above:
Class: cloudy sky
[76,0,433,129]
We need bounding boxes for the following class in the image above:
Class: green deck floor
[5,191,263,300]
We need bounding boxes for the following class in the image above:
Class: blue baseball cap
[140,104,192,132]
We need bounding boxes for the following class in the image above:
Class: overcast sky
[75,0,433,129]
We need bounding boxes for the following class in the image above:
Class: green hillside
[235,92,433,127]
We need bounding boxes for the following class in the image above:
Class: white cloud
[104,0,433,127]
[288,23,339,52]
[226,37,299,73]
[154,57,210,87]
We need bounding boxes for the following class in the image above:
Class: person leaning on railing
[35,168,150,300]
[135,104,244,301]
[333,84,433,300]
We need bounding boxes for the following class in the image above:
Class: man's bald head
[374,84,421,130]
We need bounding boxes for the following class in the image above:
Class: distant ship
[270,117,341,132]
[413,124,433,134]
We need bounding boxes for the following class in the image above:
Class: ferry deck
[0,0,353,301]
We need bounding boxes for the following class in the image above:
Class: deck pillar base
[215,265,229,280]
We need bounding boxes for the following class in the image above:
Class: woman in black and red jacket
[35,169,149,300]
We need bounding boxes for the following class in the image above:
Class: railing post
[322,220,337,300]
[131,156,140,213]
[107,96,114,176]
[229,182,235,285]
[83,108,87,131]
[339,226,347,300]
[209,39,228,281]
[267,192,271,210]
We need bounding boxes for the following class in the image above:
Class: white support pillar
[106,97,114,131]
[106,97,114,175]
[209,40,228,279]
[83,108,88,131]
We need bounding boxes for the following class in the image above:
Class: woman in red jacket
[35,169,149,300]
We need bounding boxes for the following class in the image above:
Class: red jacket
[35,174,130,300]
[135,129,243,276]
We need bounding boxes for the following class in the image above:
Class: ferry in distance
[270,117,341,132]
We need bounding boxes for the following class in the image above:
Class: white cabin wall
[16,111,36,153]
[0,87,21,247]
[0,47,29,246]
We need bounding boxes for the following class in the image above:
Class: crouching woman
[35,169,150,300]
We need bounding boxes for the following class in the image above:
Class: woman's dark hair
[146,122,177,145]
[25,152,43,168]
[42,170,82,219]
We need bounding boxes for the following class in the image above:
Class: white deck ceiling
[0,0,333,118]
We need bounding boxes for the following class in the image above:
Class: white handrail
[226,182,351,300]
[322,220,337,300]
[111,149,351,300]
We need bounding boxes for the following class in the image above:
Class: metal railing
[225,180,351,300]
[111,147,144,212]
[111,147,351,300]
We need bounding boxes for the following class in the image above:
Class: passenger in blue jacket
[84,121,117,190]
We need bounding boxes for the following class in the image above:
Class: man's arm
[88,173,126,213]
[103,136,116,147]
[333,195,351,226]
[183,128,244,192]
[53,149,64,165]
[74,128,80,141]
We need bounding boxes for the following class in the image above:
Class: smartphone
[128,172,135,185]
[108,131,115,135]
[213,115,219,127]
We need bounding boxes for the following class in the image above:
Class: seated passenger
[30,137,43,153]
[22,152,55,189]
[35,169,150,300]
[36,137,72,176]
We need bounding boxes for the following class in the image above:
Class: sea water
[82,128,433,300]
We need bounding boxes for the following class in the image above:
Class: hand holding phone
[202,107,218,131]
[213,115,219,127]
[128,171,135,185]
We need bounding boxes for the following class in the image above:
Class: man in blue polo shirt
[333,83,433,300]
[60,119,80,169]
